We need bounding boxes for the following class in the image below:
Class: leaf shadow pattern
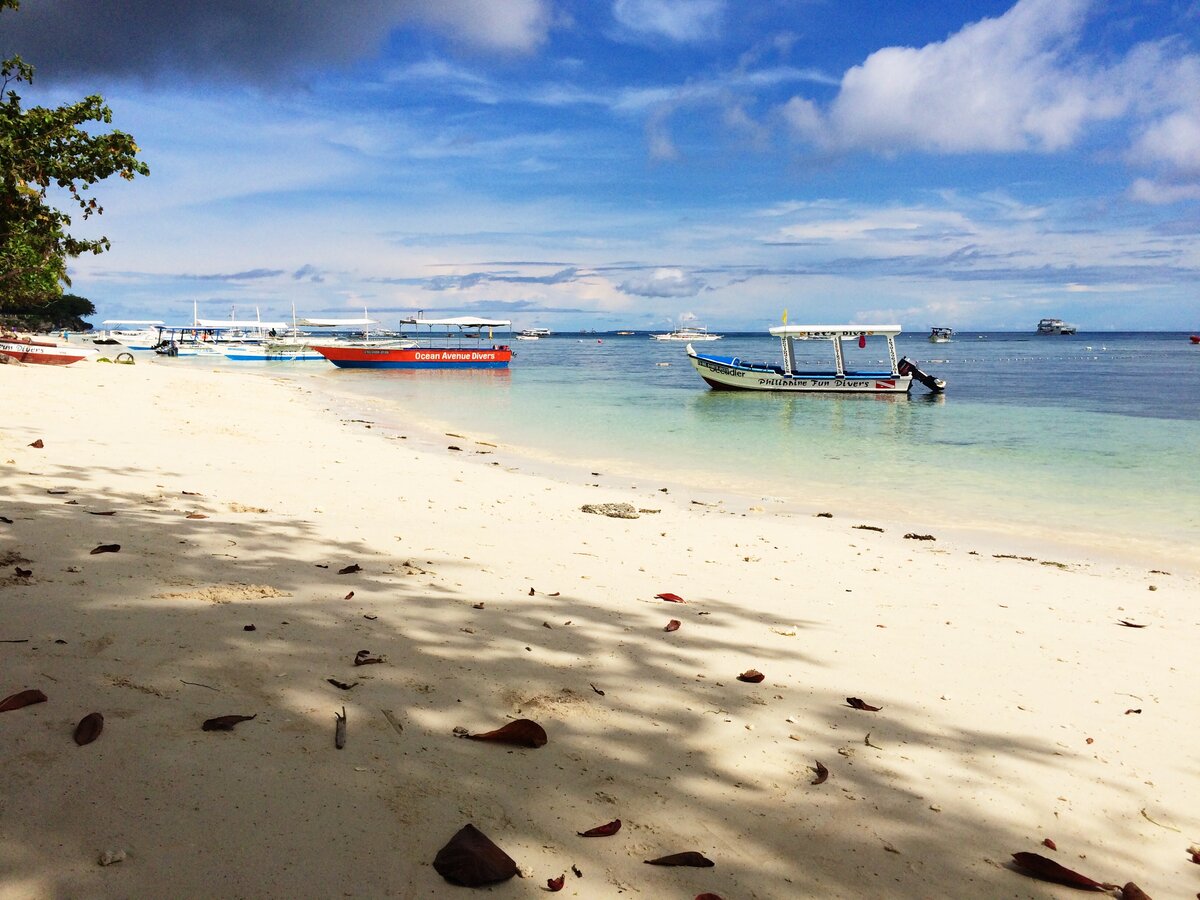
[0,459,1174,899]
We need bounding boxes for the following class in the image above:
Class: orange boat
[311,316,512,369]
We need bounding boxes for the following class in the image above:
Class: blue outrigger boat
[686,324,945,394]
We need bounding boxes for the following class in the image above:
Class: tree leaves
[578,819,621,837]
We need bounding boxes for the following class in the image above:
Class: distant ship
[1036,318,1077,335]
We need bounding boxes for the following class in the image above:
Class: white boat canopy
[100,319,165,326]
[399,316,512,328]
[195,318,289,329]
[768,324,902,339]
[296,317,378,327]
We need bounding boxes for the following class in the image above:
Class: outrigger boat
[311,315,512,369]
[0,333,94,366]
[928,326,953,343]
[652,324,722,341]
[686,324,945,394]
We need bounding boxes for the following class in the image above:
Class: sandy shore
[2,359,1197,899]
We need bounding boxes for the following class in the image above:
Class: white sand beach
[2,359,1197,899]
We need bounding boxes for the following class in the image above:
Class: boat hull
[0,337,90,366]
[688,350,911,393]
[312,345,512,369]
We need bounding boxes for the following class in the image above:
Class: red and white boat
[1189,335,1199,345]
[0,333,93,366]
[311,316,513,369]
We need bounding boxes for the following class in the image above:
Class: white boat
[1036,318,1077,335]
[685,324,945,394]
[652,325,722,341]
[928,326,953,343]
[222,315,381,362]
[90,320,166,350]
[519,327,551,339]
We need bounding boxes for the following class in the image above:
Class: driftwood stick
[335,706,347,749]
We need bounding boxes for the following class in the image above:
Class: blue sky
[7,0,1200,331]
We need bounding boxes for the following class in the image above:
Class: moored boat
[928,326,953,343]
[686,324,945,394]
[311,316,513,369]
[0,333,94,366]
[1189,335,1199,344]
[652,325,722,341]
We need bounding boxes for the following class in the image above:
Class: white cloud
[1129,109,1200,178]
[1128,177,1200,204]
[785,0,1124,154]
[612,0,725,42]
[617,268,705,297]
[407,0,553,54]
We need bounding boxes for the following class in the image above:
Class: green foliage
[0,0,148,310]
[0,292,98,331]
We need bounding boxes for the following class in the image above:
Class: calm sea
[255,331,1199,566]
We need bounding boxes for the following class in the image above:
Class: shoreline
[2,359,1197,898]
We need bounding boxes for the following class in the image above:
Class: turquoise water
[268,332,1199,564]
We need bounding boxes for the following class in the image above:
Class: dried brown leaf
[1010,852,1110,891]
[327,679,358,690]
[1121,882,1152,900]
[432,823,518,887]
[0,688,47,712]
[344,591,354,600]
[547,873,565,891]
[90,544,120,555]
[664,619,681,632]
[811,761,829,785]
[74,712,104,745]
[186,513,208,519]
[578,819,621,837]
[338,564,361,575]
[644,852,714,868]
[737,669,765,683]
[14,566,31,578]
[1118,620,1147,628]
[354,650,385,666]
[466,718,547,748]
[847,697,882,711]
[29,439,44,448]
[202,714,256,731]
[1042,838,1057,851]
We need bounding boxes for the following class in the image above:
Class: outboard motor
[898,357,946,393]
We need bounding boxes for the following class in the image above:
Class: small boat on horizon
[928,326,953,343]
[652,324,722,342]
[1036,318,1077,335]
[685,324,945,394]
[1189,334,1199,344]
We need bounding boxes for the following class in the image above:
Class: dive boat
[1189,335,1199,344]
[311,316,513,369]
[90,320,166,350]
[685,324,945,394]
[928,326,953,343]
[652,325,722,341]
[223,315,379,362]
[1036,318,1077,335]
[0,333,94,366]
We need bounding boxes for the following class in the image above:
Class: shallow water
[240,331,1200,563]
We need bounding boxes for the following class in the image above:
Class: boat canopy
[296,317,378,327]
[101,319,165,326]
[768,324,902,339]
[195,318,288,329]
[399,316,512,328]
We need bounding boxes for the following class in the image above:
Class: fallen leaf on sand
[74,712,104,745]
[1121,882,1152,900]
[547,874,565,891]
[664,619,681,632]
[0,688,47,712]
[338,564,361,575]
[571,864,582,877]
[90,544,121,555]
[1042,838,1057,851]
[28,439,44,448]
[327,679,358,691]
[186,513,208,519]
[847,697,882,711]
[88,511,116,516]
[737,670,765,683]
[696,894,725,900]
[344,591,354,600]
[1010,852,1112,891]
[811,761,829,785]
[465,718,547,748]
[354,650,385,666]
[548,592,561,597]
[578,819,621,837]
[433,823,518,887]
[202,714,257,731]
[14,567,31,577]
[645,852,714,868]
[655,592,685,603]
[529,587,536,596]
[182,490,201,496]
[1118,620,1147,628]
[590,684,605,696]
